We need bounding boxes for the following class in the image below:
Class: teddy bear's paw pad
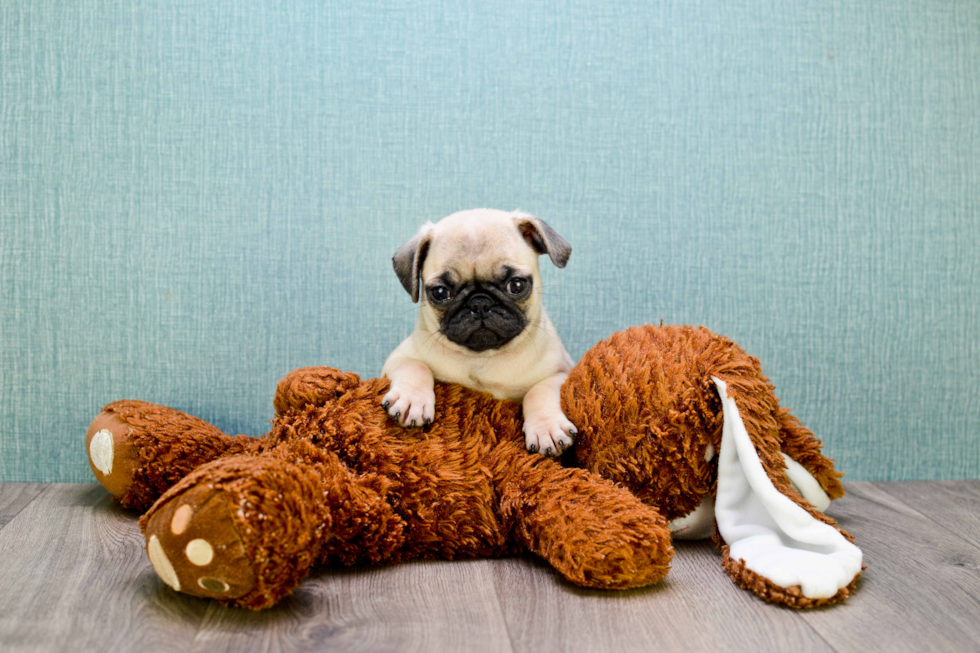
[86,411,139,497]
[147,535,180,591]
[143,484,256,600]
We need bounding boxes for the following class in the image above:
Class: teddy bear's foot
[143,480,259,602]
[86,401,255,511]
[87,409,141,501]
[141,452,333,609]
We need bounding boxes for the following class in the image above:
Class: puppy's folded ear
[393,222,434,302]
[514,213,572,269]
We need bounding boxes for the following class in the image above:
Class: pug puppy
[382,208,577,456]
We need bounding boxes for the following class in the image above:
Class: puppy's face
[393,209,571,353]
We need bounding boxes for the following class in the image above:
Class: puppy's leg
[522,373,577,456]
[381,355,436,428]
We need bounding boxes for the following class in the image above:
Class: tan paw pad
[171,504,193,535]
[143,484,256,600]
[89,429,114,475]
[147,535,181,591]
[198,577,230,593]
[185,539,214,566]
[85,411,138,497]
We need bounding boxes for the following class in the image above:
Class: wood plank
[3,481,979,653]
[187,560,516,653]
[0,484,209,653]
[493,542,834,653]
[799,482,980,653]
[0,483,48,531]
[0,483,515,653]
[873,480,980,551]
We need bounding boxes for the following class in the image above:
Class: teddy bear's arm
[492,440,673,590]
[86,401,256,511]
[274,367,363,416]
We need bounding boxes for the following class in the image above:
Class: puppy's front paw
[523,411,577,457]
[382,382,435,428]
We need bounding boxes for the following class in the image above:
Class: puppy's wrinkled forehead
[422,210,536,281]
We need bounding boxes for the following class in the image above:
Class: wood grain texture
[1,482,979,653]
[0,483,48,531]
[799,482,980,653]
[0,485,207,653]
[0,484,513,653]
[187,561,515,653]
[873,480,980,550]
[492,545,834,653]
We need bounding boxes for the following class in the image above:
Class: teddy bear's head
[560,325,723,520]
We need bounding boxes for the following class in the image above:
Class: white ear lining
[712,377,863,599]
[781,452,832,513]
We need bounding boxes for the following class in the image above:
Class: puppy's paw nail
[382,400,390,409]
[393,411,401,420]
[544,447,554,456]
[409,420,417,428]
[528,444,538,454]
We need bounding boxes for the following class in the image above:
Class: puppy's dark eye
[506,277,529,295]
[429,286,452,302]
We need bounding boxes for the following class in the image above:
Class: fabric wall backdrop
[2,0,978,482]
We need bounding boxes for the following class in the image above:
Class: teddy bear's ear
[711,377,863,606]
[274,367,362,416]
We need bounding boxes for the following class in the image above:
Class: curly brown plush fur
[92,367,674,609]
[564,325,846,524]
[87,325,856,610]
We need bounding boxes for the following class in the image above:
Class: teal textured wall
[2,1,978,482]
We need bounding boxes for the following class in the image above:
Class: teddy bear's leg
[140,440,406,610]
[86,400,255,511]
[494,441,674,590]
[712,377,863,608]
[777,408,846,501]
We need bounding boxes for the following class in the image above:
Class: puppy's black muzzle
[442,291,527,352]
[467,295,494,319]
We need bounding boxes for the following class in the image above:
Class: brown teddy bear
[86,325,862,610]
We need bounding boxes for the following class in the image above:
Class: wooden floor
[0,481,977,653]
